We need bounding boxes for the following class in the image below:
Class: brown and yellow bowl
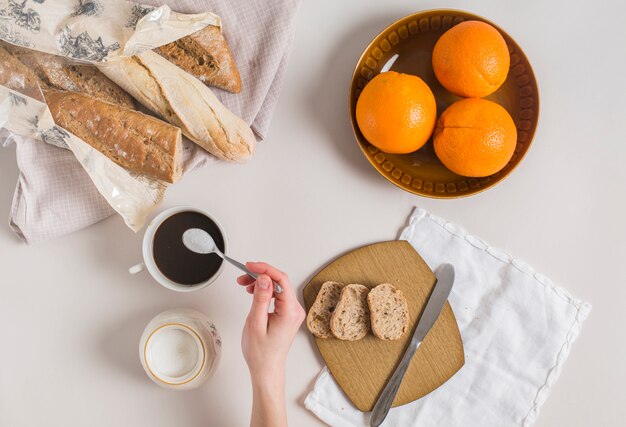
[349,10,539,198]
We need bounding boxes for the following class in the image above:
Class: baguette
[306,281,344,338]
[155,25,242,93]
[330,284,371,341]
[368,283,409,340]
[98,50,255,163]
[44,90,183,183]
[0,44,48,99]
[1,41,135,108]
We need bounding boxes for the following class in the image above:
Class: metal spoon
[182,228,283,294]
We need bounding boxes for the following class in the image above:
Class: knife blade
[370,263,456,427]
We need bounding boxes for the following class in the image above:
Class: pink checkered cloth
[2,0,300,243]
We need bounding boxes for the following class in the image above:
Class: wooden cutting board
[303,241,464,412]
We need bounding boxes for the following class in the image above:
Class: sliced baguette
[306,281,344,338]
[368,283,409,340]
[44,90,183,183]
[155,25,242,93]
[330,284,370,341]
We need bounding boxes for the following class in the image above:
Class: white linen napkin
[304,207,591,427]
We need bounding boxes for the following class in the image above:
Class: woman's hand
[237,262,305,427]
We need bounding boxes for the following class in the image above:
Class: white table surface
[1,0,625,426]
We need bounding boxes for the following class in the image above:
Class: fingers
[246,284,255,294]
[245,263,306,327]
[237,275,255,286]
[272,296,306,328]
[246,262,287,282]
[246,274,273,334]
[246,262,293,296]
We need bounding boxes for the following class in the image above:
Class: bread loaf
[330,284,371,341]
[0,44,48,100]
[155,25,242,93]
[98,50,255,163]
[368,283,409,340]
[306,281,344,338]
[1,41,135,108]
[44,90,183,183]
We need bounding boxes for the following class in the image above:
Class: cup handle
[129,262,146,275]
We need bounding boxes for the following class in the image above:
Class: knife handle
[370,342,421,427]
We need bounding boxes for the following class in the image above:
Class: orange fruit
[432,20,510,98]
[356,71,437,154]
[433,98,517,177]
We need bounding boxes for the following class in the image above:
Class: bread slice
[2,42,135,109]
[44,90,183,183]
[330,284,370,341]
[155,25,242,93]
[306,281,344,338]
[368,284,409,340]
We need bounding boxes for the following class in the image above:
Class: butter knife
[370,263,455,427]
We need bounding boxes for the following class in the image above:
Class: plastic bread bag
[0,84,167,230]
[0,0,220,232]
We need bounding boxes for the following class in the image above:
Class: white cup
[139,308,221,390]
[129,206,228,292]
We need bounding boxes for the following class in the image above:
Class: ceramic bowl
[349,9,540,198]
